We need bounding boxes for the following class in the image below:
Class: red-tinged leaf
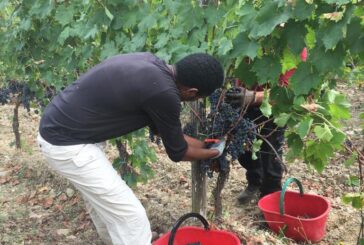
[301,47,307,62]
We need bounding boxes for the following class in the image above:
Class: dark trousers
[238,107,284,196]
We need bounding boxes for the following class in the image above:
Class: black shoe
[237,185,260,204]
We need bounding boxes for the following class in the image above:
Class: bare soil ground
[0,83,362,245]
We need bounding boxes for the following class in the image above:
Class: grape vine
[184,88,257,177]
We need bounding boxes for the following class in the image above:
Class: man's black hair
[175,53,224,96]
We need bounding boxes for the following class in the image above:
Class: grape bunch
[200,89,256,177]
[0,80,56,111]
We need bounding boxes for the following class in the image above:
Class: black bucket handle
[168,212,210,245]
[280,177,304,216]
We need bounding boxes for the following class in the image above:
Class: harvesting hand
[225,87,256,107]
[209,138,226,159]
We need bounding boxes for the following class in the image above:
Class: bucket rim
[258,190,331,221]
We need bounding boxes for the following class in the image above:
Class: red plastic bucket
[153,213,240,245]
[258,178,330,243]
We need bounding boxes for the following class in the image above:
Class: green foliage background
[0,0,363,184]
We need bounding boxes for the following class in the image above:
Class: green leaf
[346,17,364,55]
[217,37,233,56]
[346,176,360,187]
[55,5,75,26]
[260,90,272,117]
[322,0,351,5]
[281,48,300,73]
[104,6,114,21]
[311,42,346,73]
[29,0,54,19]
[297,117,313,139]
[154,33,169,49]
[290,63,321,95]
[138,14,157,31]
[100,41,118,59]
[252,56,281,85]
[274,113,291,127]
[231,33,259,60]
[287,133,303,157]
[83,24,98,39]
[281,21,308,55]
[291,0,315,20]
[249,2,291,38]
[330,129,346,149]
[58,26,70,44]
[314,124,333,142]
[305,26,316,50]
[320,5,354,50]
[252,139,263,160]
[234,60,258,88]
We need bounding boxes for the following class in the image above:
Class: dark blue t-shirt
[39,52,187,161]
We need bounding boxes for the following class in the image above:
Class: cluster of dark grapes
[0,80,35,111]
[0,80,56,111]
[182,122,197,136]
[200,88,256,177]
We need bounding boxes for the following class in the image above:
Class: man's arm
[143,90,224,162]
[181,134,221,161]
[225,88,266,107]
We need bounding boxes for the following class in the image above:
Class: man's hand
[225,87,256,107]
[208,138,226,159]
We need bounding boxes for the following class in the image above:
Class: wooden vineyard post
[190,101,207,216]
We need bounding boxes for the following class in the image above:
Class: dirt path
[0,83,362,244]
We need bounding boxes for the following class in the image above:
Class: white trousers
[37,134,152,245]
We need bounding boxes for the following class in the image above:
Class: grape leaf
[291,0,315,20]
[287,133,303,156]
[290,63,321,95]
[329,94,351,120]
[274,113,291,127]
[252,56,281,85]
[104,6,114,21]
[322,0,351,4]
[100,41,118,59]
[234,60,258,88]
[313,124,333,142]
[260,90,272,117]
[249,2,291,38]
[58,27,70,45]
[320,6,354,50]
[217,37,233,56]
[281,48,300,73]
[252,139,263,160]
[297,117,313,139]
[231,33,259,60]
[281,21,308,55]
[346,17,364,55]
[55,5,75,26]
